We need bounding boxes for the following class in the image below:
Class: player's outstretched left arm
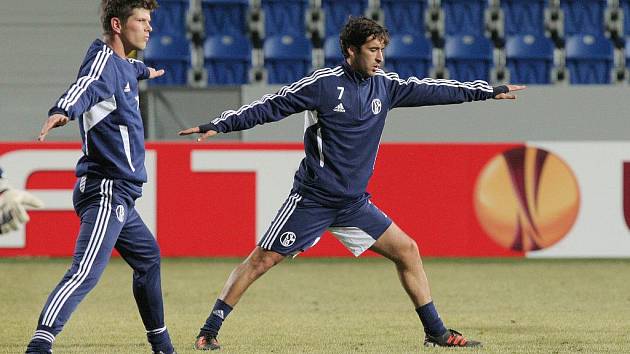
[494,85,527,100]
[0,177,44,235]
[38,114,69,141]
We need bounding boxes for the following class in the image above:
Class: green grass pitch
[1,257,629,353]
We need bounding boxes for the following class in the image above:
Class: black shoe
[194,333,220,350]
[424,328,482,348]
[154,351,177,354]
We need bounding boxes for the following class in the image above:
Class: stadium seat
[441,0,488,36]
[501,0,548,36]
[622,0,630,36]
[324,36,344,68]
[381,0,427,37]
[560,0,607,36]
[565,34,613,84]
[261,0,308,37]
[201,0,249,36]
[264,34,312,84]
[322,0,367,37]
[151,0,189,35]
[506,34,554,84]
[204,34,252,85]
[384,34,432,78]
[444,35,493,82]
[144,34,191,85]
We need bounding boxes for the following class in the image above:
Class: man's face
[120,8,152,51]
[347,35,385,77]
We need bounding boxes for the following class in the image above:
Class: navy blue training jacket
[204,61,501,206]
[49,39,151,186]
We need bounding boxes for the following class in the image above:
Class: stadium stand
[144,34,191,85]
[506,34,555,84]
[204,34,252,85]
[322,0,368,37]
[324,36,344,68]
[201,0,249,36]
[560,0,608,36]
[263,34,312,84]
[381,0,427,37]
[384,34,433,79]
[444,34,493,82]
[151,0,189,35]
[620,0,630,36]
[441,0,488,36]
[565,34,614,84]
[261,0,309,37]
[501,0,548,36]
[139,0,630,86]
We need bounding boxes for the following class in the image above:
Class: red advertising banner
[0,142,522,258]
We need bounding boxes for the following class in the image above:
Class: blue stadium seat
[501,0,548,36]
[444,35,493,82]
[322,0,367,37]
[560,0,607,36]
[441,0,488,36]
[201,0,249,36]
[384,34,432,78]
[324,36,344,67]
[506,34,554,84]
[565,34,613,84]
[204,34,251,85]
[262,0,308,37]
[622,0,630,36]
[264,34,312,84]
[144,34,191,85]
[381,0,427,37]
[151,0,189,35]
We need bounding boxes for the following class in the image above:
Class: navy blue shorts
[258,192,392,257]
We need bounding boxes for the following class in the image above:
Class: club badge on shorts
[280,231,296,247]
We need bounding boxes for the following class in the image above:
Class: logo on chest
[333,103,346,113]
[371,99,382,114]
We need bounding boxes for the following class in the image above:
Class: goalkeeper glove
[0,178,44,235]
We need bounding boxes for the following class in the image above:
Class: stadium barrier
[1,142,629,258]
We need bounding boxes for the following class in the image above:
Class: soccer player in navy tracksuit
[25,1,176,353]
[180,17,526,350]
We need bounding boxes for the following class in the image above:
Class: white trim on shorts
[328,226,377,257]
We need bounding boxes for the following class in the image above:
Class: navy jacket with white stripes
[206,61,501,206]
[49,39,151,186]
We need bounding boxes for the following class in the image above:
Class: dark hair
[339,16,389,58]
[100,0,159,34]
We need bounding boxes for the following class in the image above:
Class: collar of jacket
[341,60,371,84]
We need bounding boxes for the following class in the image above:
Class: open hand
[178,126,218,142]
[148,67,165,79]
[495,85,527,100]
[38,114,69,141]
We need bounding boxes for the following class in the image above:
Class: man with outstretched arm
[25,1,176,353]
[180,16,525,350]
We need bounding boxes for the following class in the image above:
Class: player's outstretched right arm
[0,171,44,235]
[178,126,218,142]
[179,67,337,141]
